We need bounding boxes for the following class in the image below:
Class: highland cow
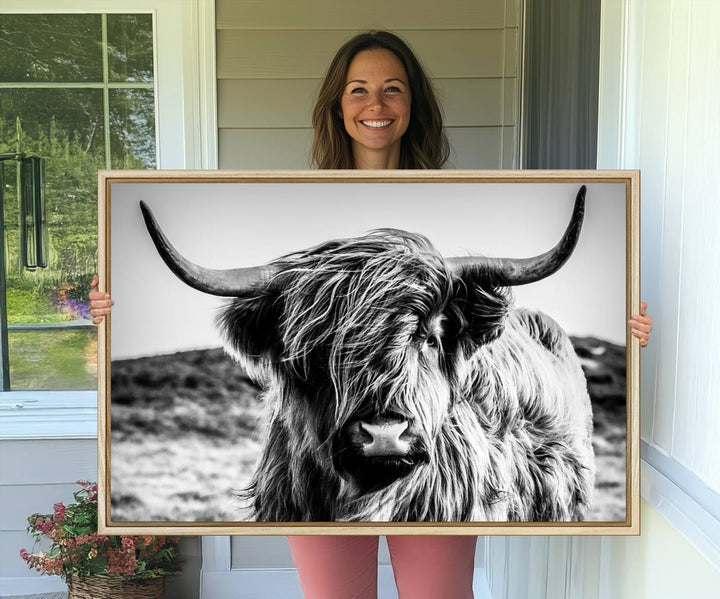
[139,186,595,523]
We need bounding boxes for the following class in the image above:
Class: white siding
[0,440,96,585]
[598,0,720,488]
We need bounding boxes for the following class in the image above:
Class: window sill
[0,391,97,440]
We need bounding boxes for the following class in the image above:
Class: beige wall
[216,0,521,169]
[600,501,720,599]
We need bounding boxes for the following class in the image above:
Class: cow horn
[448,185,586,286]
[139,201,276,296]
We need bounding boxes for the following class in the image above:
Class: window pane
[1,89,103,390]
[0,89,106,163]
[0,14,102,82]
[0,13,157,391]
[110,89,157,168]
[107,14,154,83]
[8,329,97,390]
[1,88,104,286]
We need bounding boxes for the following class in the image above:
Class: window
[0,13,156,390]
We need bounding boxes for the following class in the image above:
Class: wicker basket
[67,575,165,599]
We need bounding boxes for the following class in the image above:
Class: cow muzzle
[354,418,412,457]
[336,414,429,493]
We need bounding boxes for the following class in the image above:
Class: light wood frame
[98,169,640,535]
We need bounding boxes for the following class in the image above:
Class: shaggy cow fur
[216,230,595,523]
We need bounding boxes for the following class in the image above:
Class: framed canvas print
[97,170,640,535]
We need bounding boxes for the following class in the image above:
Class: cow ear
[454,274,512,345]
[216,286,282,373]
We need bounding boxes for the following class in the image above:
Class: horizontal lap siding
[0,439,96,579]
[217,30,511,79]
[216,0,512,30]
[219,126,513,169]
[216,0,521,170]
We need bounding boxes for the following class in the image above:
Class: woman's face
[340,49,411,165]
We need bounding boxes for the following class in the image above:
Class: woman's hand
[89,274,114,324]
[628,301,652,348]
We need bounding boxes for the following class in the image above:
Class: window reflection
[0,13,156,390]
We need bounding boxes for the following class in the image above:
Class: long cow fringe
[220,230,595,523]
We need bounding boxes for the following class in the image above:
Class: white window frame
[0,0,217,440]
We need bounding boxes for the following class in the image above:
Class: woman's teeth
[362,120,392,128]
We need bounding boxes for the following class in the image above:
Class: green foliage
[8,329,97,390]
[0,15,103,83]
[5,286,63,325]
[20,481,183,583]
[0,112,100,313]
[1,112,101,281]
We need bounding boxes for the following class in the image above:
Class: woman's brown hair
[311,31,449,170]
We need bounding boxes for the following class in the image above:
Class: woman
[90,31,653,599]
[310,31,448,170]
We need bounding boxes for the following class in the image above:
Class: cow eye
[423,336,440,350]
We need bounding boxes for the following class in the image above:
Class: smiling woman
[311,31,449,170]
[340,49,412,168]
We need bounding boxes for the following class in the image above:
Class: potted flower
[20,481,182,599]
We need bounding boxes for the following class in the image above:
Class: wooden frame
[98,169,640,535]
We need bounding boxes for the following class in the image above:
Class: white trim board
[641,453,720,568]
[0,576,66,598]
[0,392,96,440]
[642,441,720,522]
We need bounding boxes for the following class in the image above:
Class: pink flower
[107,548,137,576]
[53,502,66,522]
[121,537,135,549]
[34,518,54,534]
[19,481,181,580]
[43,556,64,576]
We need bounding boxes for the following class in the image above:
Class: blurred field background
[110,337,626,522]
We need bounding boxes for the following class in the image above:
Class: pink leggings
[287,535,477,599]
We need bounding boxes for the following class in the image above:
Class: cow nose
[359,420,411,457]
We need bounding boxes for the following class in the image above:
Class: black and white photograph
[101,171,638,533]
